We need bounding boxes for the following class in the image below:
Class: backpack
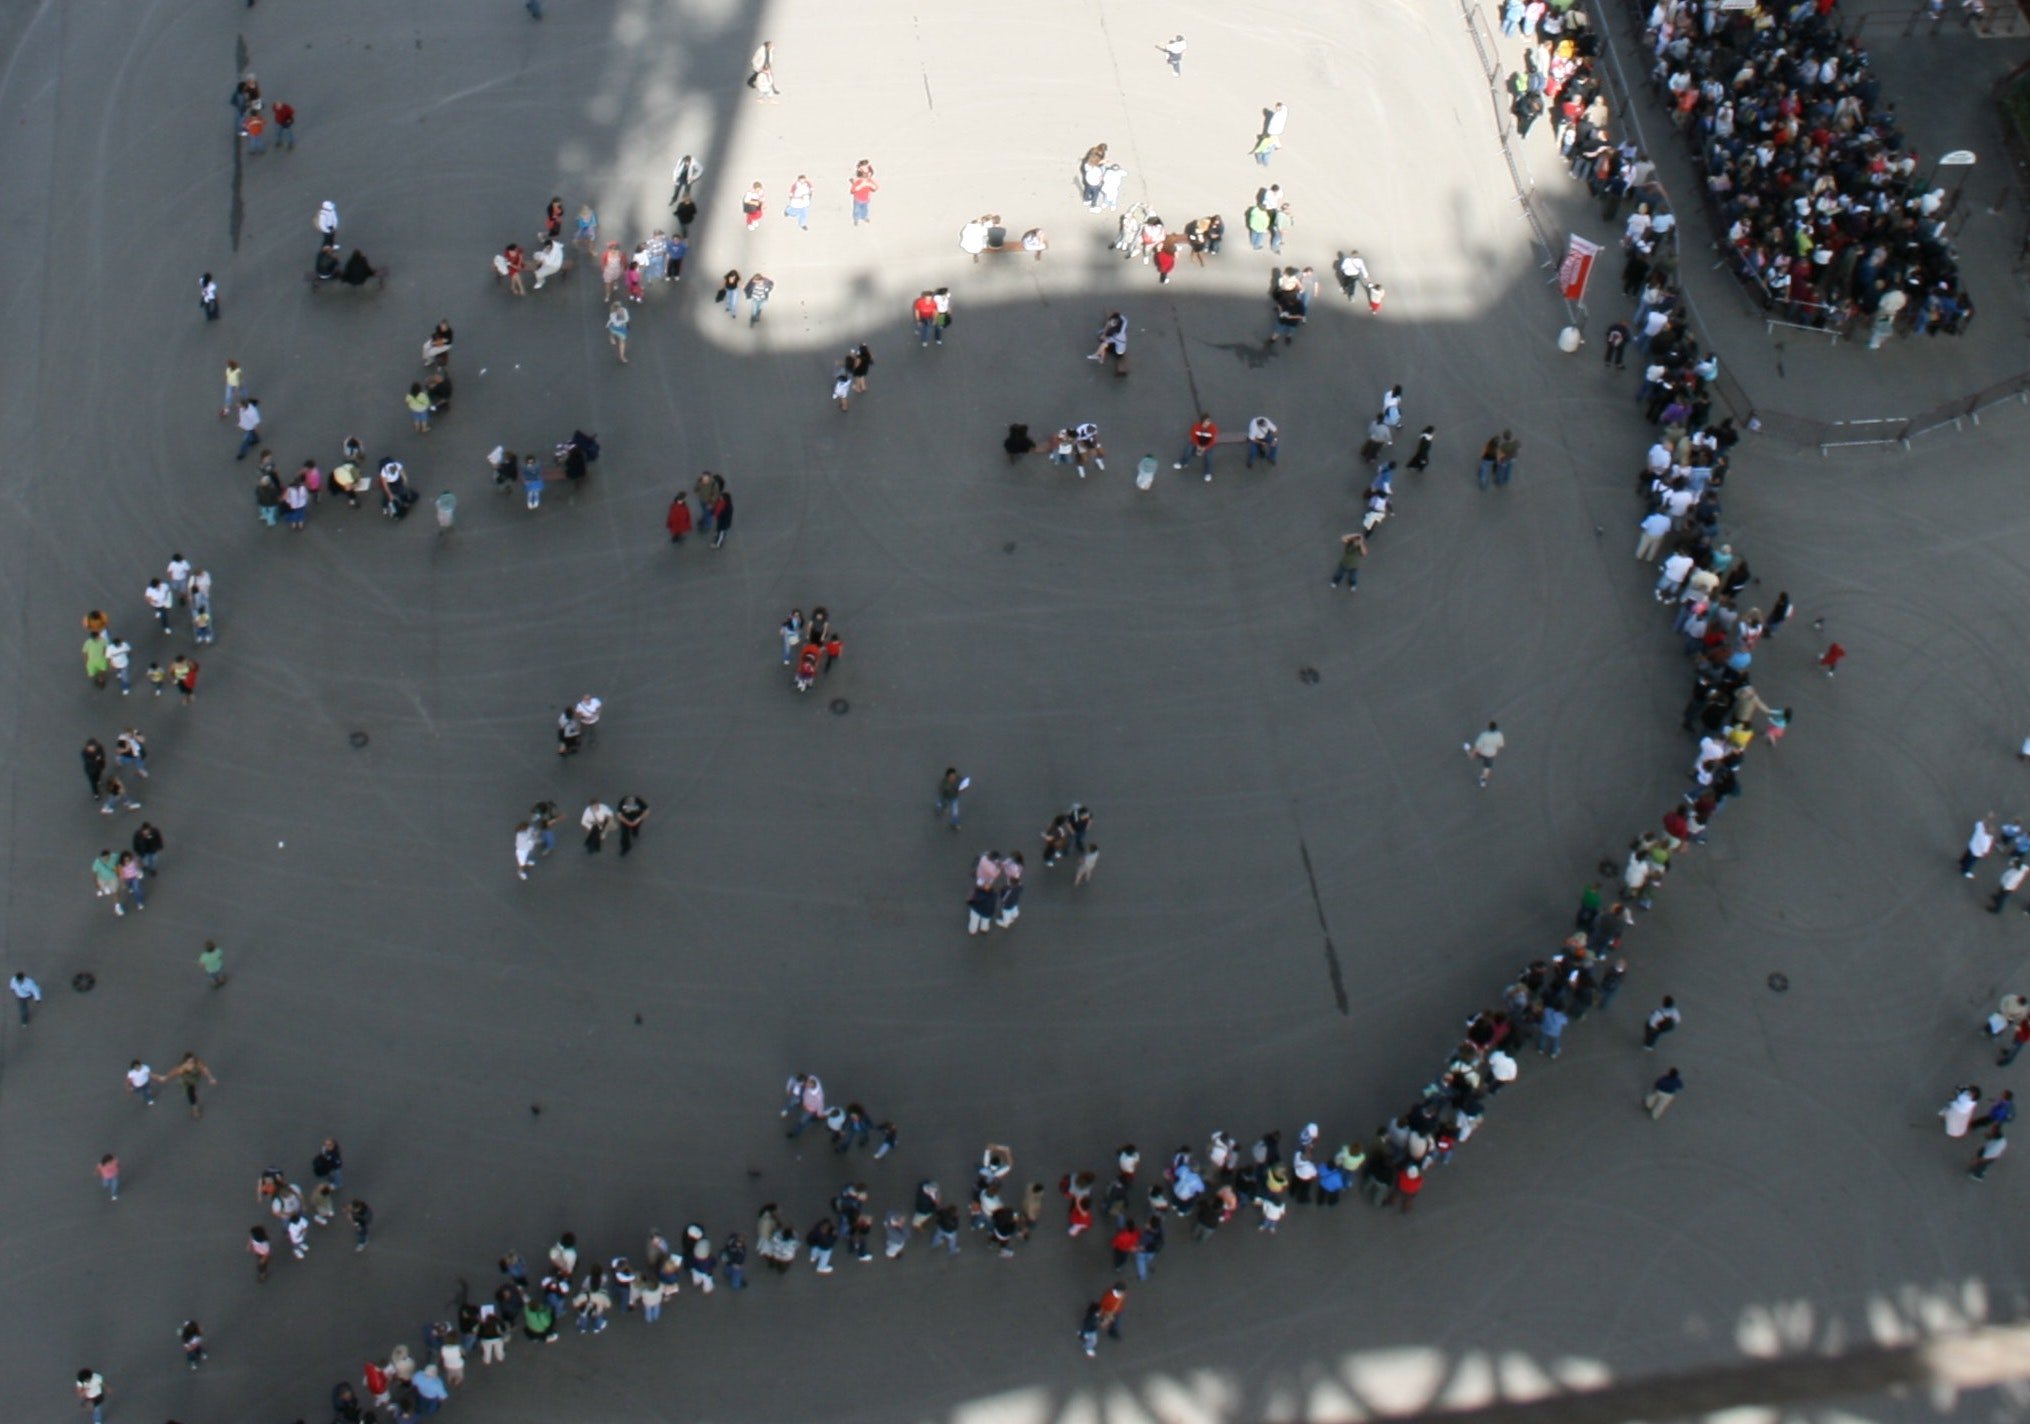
[572,431,600,462]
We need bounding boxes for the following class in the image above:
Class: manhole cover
[71,972,96,993]
[829,698,850,715]
[1297,667,1320,685]
[1767,972,1789,993]
[349,731,370,748]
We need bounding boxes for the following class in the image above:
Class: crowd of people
[1633,0,1970,338]
[53,6,1952,1419]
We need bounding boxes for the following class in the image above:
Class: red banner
[1559,235,1601,303]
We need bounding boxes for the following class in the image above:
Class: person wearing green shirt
[1245,202,1270,250]
[82,633,110,688]
[198,940,227,988]
[1329,532,1367,591]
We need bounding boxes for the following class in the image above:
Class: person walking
[1329,532,1367,591]
[1157,33,1186,74]
[1989,859,2028,913]
[784,174,813,229]
[605,303,630,363]
[846,344,873,395]
[1643,996,1681,1049]
[1492,430,1520,487]
[1174,413,1218,481]
[82,632,111,690]
[75,1369,107,1424]
[126,1059,156,1105]
[1463,721,1505,787]
[1950,814,2006,876]
[199,273,220,320]
[1942,1085,1981,1137]
[198,940,227,988]
[158,1051,218,1119]
[934,768,966,830]
[11,970,42,1026]
[104,634,133,693]
[744,272,773,325]
[1645,1067,1684,1118]
[849,161,879,224]
[581,799,615,853]
[96,1154,120,1202]
[616,795,650,856]
[248,1225,273,1282]
[132,822,164,876]
[1968,1125,2008,1180]
[1817,642,1847,677]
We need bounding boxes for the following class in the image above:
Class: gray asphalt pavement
[2,2,2028,1423]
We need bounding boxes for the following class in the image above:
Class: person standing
[849,161,879,225]
[1643,996,1682,1049]
[581,799,616,852]
[158,1051,218,1119]
[1463,721,1505,787]
[81,738,108,799]
[709,483,733,549]
[1329,532,1367,591]
[11,970,42,1026]
[1174,413,1218,481]
[616,795,650,856]
[665,490,694,544]
[1493,430,1520,487]
[1645,1067,1684,1118]
[934,768,966,830]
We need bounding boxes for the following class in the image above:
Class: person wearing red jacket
[664,492,693,544]
[1173,413,1218,480]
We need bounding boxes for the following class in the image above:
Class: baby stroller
[794,643,820,693]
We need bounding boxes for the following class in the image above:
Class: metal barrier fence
[1459,1,1582,328]
[1739,369,2030,452]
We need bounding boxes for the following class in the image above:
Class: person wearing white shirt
[514,822,540,882]
[1636,509,1673,561]
[9,971,41,1025]
[580,799,615,853]
[144,580,174,633]
[572,694,603,748]
[1245,416,1279,468]
[1464,722,1506,787]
